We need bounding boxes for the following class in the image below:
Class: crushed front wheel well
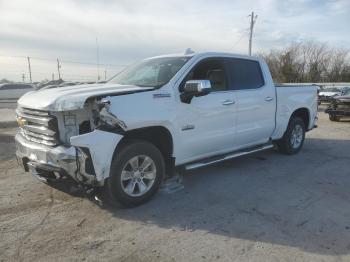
[117,126,174,175]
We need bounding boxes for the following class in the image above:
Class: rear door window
[226,58,265,90]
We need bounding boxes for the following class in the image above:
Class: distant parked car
[325,89,350,121]
[35,79,64,90]
[318,87,342,104]
[0,83,35,100]
[40,81,91,90]
[341,87,350,95]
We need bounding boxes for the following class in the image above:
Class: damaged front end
[325,96,350,119]
[15,97,125,188]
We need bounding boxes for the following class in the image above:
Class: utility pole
[27,57,32,83]
[104,69,107,80]
[248,11,258,56]
[22,73,25,83]
[96,37,100,82]
[57,58,61,79]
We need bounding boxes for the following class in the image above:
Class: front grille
[337,99,350,104]
[337,104,350,110]
[16,107,59,146]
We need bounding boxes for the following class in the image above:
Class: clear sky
[0,0,349,82]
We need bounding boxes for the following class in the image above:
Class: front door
[176,58,237,163]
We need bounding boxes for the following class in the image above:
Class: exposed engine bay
[15,96,132,188]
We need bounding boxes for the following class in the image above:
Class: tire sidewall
[285,117,306,154]
[107,140,165,207]
[329,115,340,122]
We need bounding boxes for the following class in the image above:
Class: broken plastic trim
[73,147,98,185]
[97,98,127,132]
[70,130,124,181]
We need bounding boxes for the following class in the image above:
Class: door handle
[222,100,235,105]
[264,96,274,102]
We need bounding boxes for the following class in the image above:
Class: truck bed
[272,84,318,139]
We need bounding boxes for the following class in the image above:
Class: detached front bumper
[15,130,123,186]
[319,96,334,103]
[325,109,350,117]
[15,132,94,184]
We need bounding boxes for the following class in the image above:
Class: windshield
[109,56,192,87]
[343,89,350,96]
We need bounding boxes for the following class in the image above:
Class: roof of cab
[146,51,260,61]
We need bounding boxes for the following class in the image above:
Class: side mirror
[184,80,212,96]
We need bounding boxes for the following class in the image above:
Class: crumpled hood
[319,91,341,97]
[17,83,153,111]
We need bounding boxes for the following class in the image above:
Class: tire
[106,140,165,207]
[329,115,340,122]
[275,117,306,155]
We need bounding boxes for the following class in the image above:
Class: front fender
[70,130,123,181]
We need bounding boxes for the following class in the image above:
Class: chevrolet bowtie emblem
[17,117,26,128]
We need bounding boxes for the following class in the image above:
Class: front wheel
[106,140,165,207]
[275,117,306,155]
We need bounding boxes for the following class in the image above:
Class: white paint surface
[70,130,123,181]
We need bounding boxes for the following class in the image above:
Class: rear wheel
[107,140,165,207]
[329,115,340,122]
[275,117,306,155]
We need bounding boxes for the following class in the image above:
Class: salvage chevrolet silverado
[15,52,318,206]
[325,89,350,121]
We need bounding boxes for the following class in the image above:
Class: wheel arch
[114,126,175,174]
[290,107,310,130]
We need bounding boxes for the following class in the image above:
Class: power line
[0,53,128,82]
[232,31,247,50]
[0,54,126,67]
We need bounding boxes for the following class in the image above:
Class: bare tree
[259,41,350,83]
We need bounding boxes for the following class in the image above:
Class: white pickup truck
[15,52,318,206]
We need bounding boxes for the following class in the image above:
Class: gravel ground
[1,105,350,262]
[0,107,17,128]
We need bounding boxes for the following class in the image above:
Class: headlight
[63,114,77,144]
[64,114,76,126]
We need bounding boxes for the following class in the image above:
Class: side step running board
[185,144,274,171]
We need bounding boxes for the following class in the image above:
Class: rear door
[226,58,275,148]
[176,57,237,163]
